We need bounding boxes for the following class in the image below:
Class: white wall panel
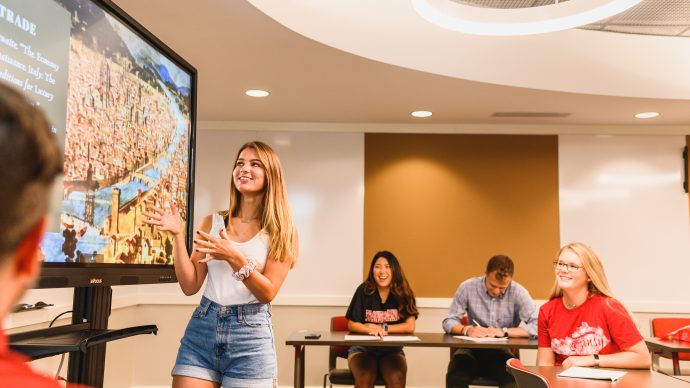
[191,129,364,299]
[559,135,690,308]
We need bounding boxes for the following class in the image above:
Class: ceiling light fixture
[411,110,433,118]
[245,89,269,97]
[634,112,659,119]
[411,0,644,36]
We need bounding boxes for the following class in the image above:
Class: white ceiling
[111,0,690,132]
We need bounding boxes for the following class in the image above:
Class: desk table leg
[672,352,680,375]
[294,345,305,388]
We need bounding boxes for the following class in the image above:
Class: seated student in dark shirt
[345,251,418,388]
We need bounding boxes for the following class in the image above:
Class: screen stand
[67,286,112,387]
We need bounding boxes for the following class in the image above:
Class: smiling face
[555,248,590,292]
[372,257,392,289]
[233,147,266,194]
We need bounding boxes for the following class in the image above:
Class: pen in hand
[470,319,491,337]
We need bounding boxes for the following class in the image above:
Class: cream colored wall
[21,303,690,388]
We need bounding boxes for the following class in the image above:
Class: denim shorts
[349,345,405,358]
[172,296,277,387]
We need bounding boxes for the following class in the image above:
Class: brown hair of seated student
[0,83,62,262]
[364,250,418,318]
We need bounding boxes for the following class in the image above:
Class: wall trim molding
[8,294,690,330]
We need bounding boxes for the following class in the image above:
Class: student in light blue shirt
[442,255,537,388]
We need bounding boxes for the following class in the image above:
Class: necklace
[563,292,590,309]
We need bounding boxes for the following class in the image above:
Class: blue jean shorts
[172,296,277,387]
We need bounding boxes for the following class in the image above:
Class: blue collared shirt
[442,275,538,337]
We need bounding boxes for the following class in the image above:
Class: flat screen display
[0,0,196,287]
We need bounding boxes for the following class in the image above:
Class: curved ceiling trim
[248,0,690,100]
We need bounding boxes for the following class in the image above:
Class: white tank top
[202,213,270,305]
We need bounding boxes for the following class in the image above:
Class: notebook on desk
[344,335,420,341]
[557,366,627,381]
[453,335,509,342]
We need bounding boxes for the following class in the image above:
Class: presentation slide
[0,0,69,137]
[0,0,194,266]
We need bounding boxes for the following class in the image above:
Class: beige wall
[364,134,560,299]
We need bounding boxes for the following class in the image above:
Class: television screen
[0,0,196,287]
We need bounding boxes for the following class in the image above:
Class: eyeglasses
[552,261,583,273]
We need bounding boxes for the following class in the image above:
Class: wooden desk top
[286,331,538,349]
[672,375,690,383]
[645,337,690,352]
[525,366,690,387]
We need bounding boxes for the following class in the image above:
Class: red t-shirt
[538,294,643,365]
[0,328,91,388]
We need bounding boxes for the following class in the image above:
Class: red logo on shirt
[552,322,610,356]
[365,309,400,323]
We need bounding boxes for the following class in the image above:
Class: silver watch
[502,327,509,337]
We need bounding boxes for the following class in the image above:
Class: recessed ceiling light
[245,89,269,97]
[411,110,433,118]
[634,112,659,119]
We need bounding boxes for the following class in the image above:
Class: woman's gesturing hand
[195,228,245,270]
[143,201,182,236]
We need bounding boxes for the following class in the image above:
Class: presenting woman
[145,141,298,388]
[537,242,650,369]
[346,251,418,388]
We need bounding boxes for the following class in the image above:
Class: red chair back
[506,358,551,388]
[331,316,350,359]
[651,317,690,361]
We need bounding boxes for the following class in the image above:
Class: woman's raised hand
[143,201,182,236]
[195,228,244,269]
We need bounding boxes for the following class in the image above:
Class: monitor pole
[67,286,112,387]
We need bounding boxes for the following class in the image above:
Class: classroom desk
[285,331,538,388]
[525,366,690,387]
[672,375,690,383]
[645,337,690,375]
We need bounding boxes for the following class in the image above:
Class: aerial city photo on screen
[38,0,193,266]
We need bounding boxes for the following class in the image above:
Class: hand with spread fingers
[194,228,245,271]
[143,201,183,236]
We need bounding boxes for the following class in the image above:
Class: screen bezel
[37,0,196,288]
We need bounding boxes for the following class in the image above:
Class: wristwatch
[502,327,509,338]
[593,354,600,367]
[382,323,389,333]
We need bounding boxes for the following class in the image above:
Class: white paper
[343,335,420,341]
[382,335,420,341]
[453,335,509,342]
[557,366,627,381]
[344,335,379,340]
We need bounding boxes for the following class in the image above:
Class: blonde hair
[223,141,298,267]
[548,242,614,300]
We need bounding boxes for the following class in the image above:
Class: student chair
[447,315,520,387]
[323,315,385,388]
[505,358,551,388]
[650,317,690,375]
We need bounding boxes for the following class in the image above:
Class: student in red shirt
[0,83,87,387]
[537,242,651,369]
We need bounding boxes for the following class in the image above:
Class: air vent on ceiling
[491,112,571,118]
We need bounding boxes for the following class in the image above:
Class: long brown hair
[223,141,298,266]
[548,242,614,299]
[364,251,418,318]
